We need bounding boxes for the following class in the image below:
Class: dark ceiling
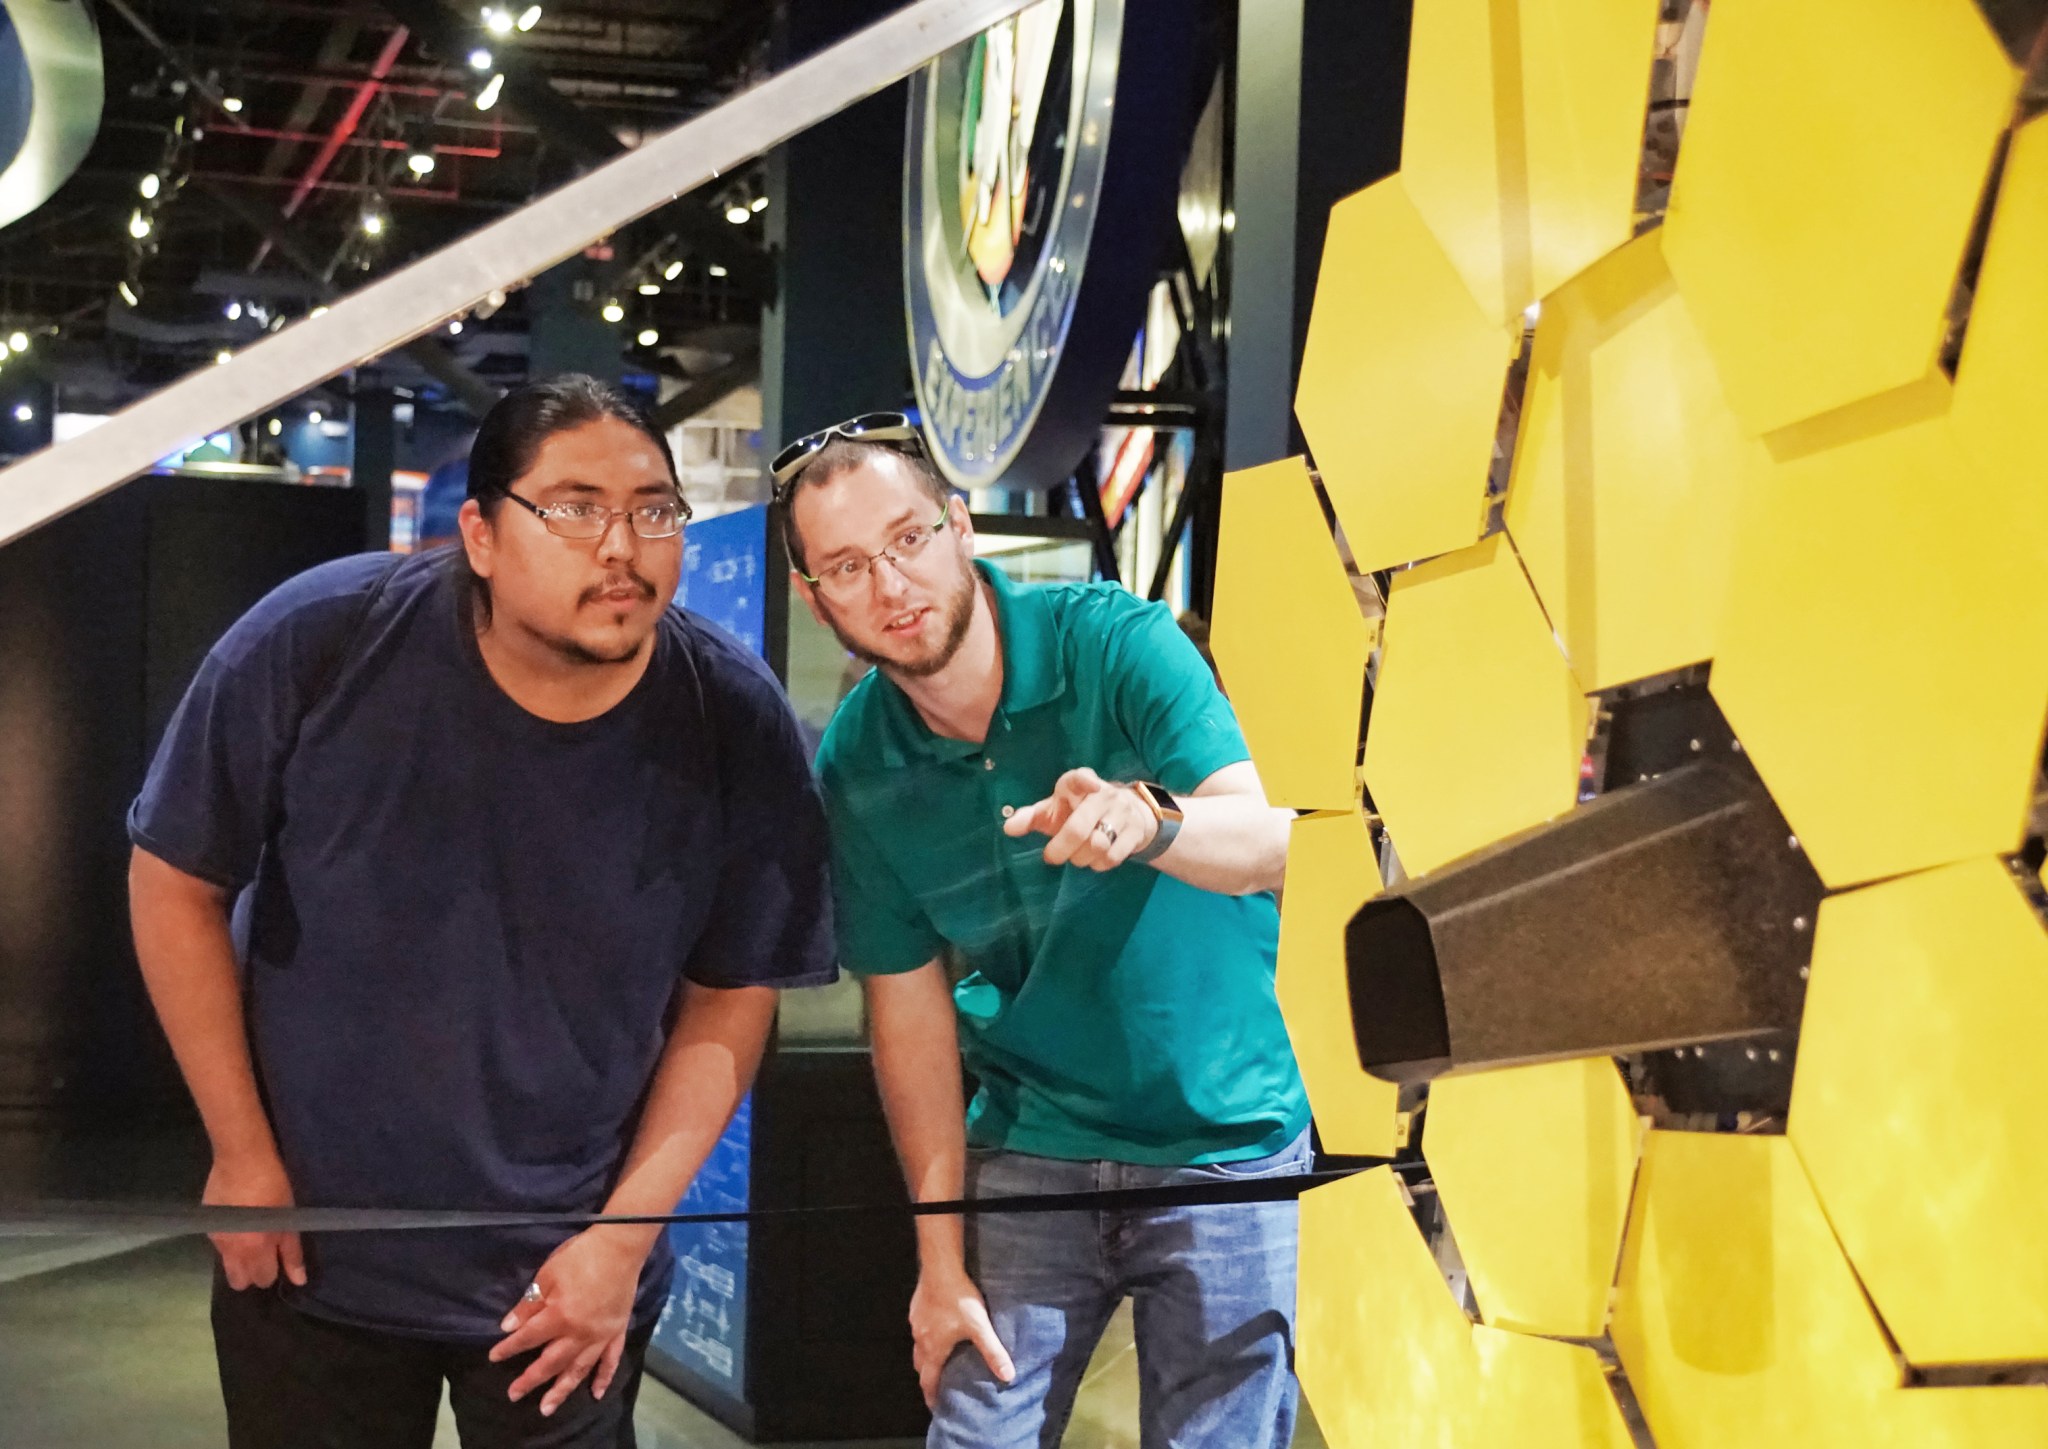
[0,0,777,415]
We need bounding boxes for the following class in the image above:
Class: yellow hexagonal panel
[1471,1327,1633,1449]
[1954,114,2048,490]
[1708,380,2048,887]
[1611,1132,2048,1448]
[1295,173,1518,575]
[1403,0,1661,324]
[1662,0,2016,434]
[1364,533,1589,877]
[1503,230,1757,691]
[1424,1058,1643,1339]
[1276,810,1401,1156]
[1212,457,1369,811]
[1299,1166,1480,1449]
[1788,857,2048,1366]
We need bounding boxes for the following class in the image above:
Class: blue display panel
[650,502,770,1396]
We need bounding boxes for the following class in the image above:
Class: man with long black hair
[128,375,835,1448]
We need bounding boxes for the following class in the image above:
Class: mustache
[578,570,659,606]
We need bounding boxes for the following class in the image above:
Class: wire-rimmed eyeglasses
[502,491,693,540]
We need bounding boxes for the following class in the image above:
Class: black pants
[211,1271,655,1449]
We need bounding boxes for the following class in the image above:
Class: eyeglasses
[502,490,693,540]
[770,411,924,491]
[798,502,954,600]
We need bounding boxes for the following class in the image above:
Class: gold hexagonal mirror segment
[1295,173,1519,575]
[1275,811,1401,1156]
[1504,230,1756,691]
[1789,857,2048,1367]
[1708,378,2048,888]
[1953,114,2048,491]
[1211,456,1369,811]
[1298,1166,1481,1449]
[1611,1132,2048,1448]
[1662,0,2016,434]
[1424,1058,1643,1339]
[1471,1327,1633,1449]
[1402,0,1660,324]
[1364,533,1589,878]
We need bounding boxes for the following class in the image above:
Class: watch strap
[1130,812,1181,864]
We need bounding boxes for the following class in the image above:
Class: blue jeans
[931,1129,1311,1449]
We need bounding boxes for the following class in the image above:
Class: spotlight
[361,211,385,237]
[407,150,436,177]
[600,299,625,323]
[448,319,464,335]
[749,194,768,214]
[468,46,494,70]
[662,259,683,281]
[129,210,153,240]
[310,305,330,317]
[139,173,161,200]
[118,280,140,307]
[222,96,244,114]
[225,301,242,321]
[707,263,728,278]
[637,328,659,346]
[482,6,513,35]
[13,404,32,423]
[517,5,543,31]
[724,202,750,224]
[308,410,323,425]
[7,332,27,353]
[267,417,282,437]
[476,73,505,111]
[637,282,661,296]
[216,350,233,365]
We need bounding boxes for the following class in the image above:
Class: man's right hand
[909,1264,1014,1409]
[205,1150,307,1291]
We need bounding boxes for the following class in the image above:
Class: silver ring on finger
[521,1283,545,1306]
[1096,821,1117,846]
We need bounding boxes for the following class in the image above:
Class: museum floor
[0,1126,1329,1449]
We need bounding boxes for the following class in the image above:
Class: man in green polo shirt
[775,415,1310,1449]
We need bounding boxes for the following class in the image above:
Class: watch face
[1138,781,1182,818]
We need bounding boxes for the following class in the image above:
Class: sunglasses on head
[770,412,926,494]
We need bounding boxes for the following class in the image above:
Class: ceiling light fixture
[361,211,385,237]
[118,280,139,307]
[128,211,152,240]
[707,263,728,278]
[724,202,750,224]
[469,46,494,70]
[407,150,436,177]
[139,173,161,199]
[448,319,464,335]
[308,410,323,425]
[637,282,660,296]
[13,404,32,423]
[8,332,28,353]
[662,259,683,281]
[516,5,543,31]
[221,96,244,114]
[637,328,659,346]
[475,72,505,111]
[600,299,625,323]
[267,417,282,437]
[215,350,233,365]
[749,194,768,214]
[225,301,242,320]
[482,7,513,36]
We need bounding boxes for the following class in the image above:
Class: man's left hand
[491,1225,653,1417]
[1002,767,1156,871]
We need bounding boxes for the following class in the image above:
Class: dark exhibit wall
[0,479,365,1127]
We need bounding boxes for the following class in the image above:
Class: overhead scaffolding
[0,0,1035,549]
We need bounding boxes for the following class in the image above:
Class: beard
[820,559,979,679]
[516,569,660,666]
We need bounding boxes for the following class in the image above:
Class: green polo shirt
[814,560,1309,1166]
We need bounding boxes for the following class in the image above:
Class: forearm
[603,983,778,1255]
[128,848,278,1163]
[1147,792,1294,896]
[866,965,971,1276]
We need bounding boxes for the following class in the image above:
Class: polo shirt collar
[868,559,1066,766]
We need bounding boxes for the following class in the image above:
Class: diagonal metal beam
[652,345,760,429]
[195,179,503,419]
[0,0,1029,546]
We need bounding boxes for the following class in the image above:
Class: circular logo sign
[905,0,1196,492]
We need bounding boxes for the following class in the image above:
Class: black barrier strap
[0,1163,1428,1239]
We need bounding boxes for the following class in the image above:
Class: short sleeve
[1101,597,1253,792]
[682,643,839,990]
[820,784,946,977]
[126,563,375,889]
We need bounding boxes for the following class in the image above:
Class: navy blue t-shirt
[129,550,836,1341]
